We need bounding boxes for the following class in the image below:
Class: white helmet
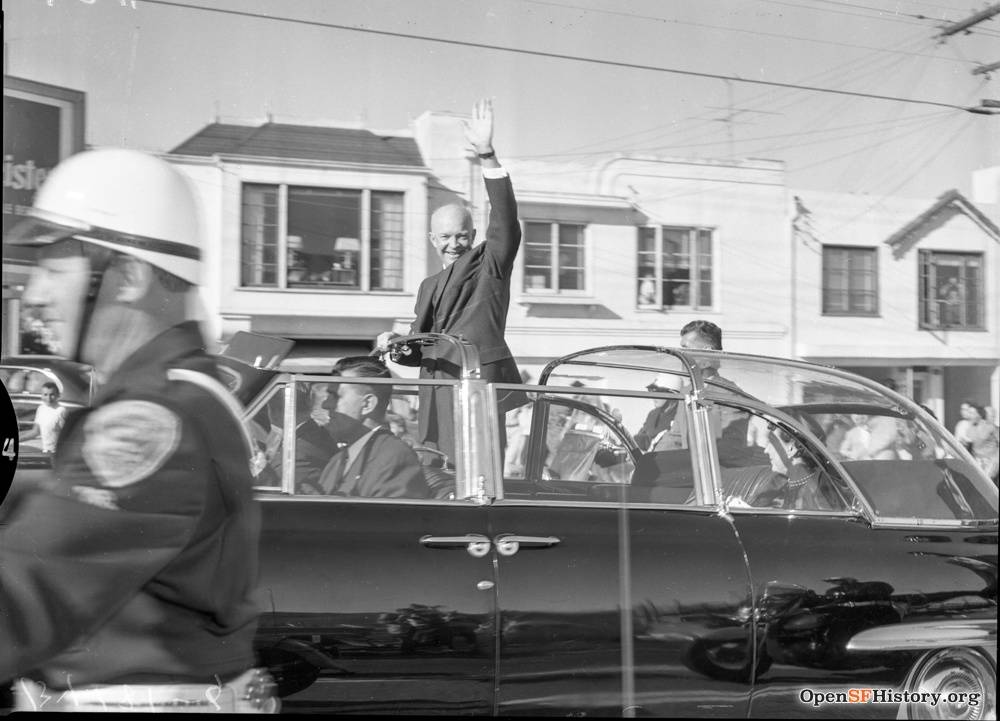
[8,148,203,285]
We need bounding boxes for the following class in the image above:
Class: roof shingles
[169,123,425,167]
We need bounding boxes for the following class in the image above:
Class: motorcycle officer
[0,148,277,713]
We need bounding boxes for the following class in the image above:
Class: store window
[523,222,586,292]
[637,226,714,310]
[919,251,984,330]
[241,183,404,291]
[821,246,878,315]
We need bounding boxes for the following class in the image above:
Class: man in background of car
[375,98,522,463]
[649,320,752,464]
[0,148,276,713]
[315,356,430,498]
[634,322,723,453]
[19,380,66,453]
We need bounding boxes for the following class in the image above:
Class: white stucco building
[163,111,999,430]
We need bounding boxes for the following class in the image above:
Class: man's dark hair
[680,320,723,350]
[41,381,60,395]
[332,356,392,417]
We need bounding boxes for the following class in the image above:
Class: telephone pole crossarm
[972,60,1000,76]
[936,3,1000,38]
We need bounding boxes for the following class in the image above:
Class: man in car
[19,381,67,453]
[641,320,725,452]
[0,148,277,713]
[315,356,430,498]
[654,320,753,464]
[375,98,522,463]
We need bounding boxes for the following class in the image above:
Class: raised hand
[462,98,494,155]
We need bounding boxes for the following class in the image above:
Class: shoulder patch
[81,400,182,487]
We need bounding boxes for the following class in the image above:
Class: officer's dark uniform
[0,321,263,703]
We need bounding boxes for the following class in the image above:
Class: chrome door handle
[494,534,561,556]
[419,534,491,558]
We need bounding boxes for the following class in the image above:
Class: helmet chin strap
[71,248,115,365]
[71,269,105,365]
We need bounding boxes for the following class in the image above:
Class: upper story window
[919,250,985,330]
[523,221,586,292]
[822,246,878,316]
[241,183,404,291]
[637,226,714,310]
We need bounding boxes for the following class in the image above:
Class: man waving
[377,98,522,461]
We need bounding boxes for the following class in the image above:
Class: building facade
[164,111,999,430]
[167,122,431,359]
[791,186,999,427]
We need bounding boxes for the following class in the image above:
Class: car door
[252,376,497,714]
[709,400,999,719]
[489,385,754,717]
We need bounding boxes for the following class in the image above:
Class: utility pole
[935,3,1000,38]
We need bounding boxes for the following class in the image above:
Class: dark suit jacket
[294,419,338,492]
[635,401,679,451]
[396,173,523,457]
[317,427,430,499]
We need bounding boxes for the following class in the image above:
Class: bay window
[241,183,404,291]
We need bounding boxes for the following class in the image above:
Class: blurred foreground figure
[0,149,277,713]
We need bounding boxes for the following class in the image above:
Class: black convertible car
[245,334,997,718]
[3,334,995,717]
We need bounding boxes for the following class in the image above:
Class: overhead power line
[519,0,973,64]
[142,0,982,113]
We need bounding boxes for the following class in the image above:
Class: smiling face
[429,205,475,268]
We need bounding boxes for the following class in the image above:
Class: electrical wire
[516,0,977,64]
[138,0,979,112]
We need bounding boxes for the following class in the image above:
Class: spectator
[823,417,852,460]
[965,403,999,483]
[19,381,66,453]
[840,414,873,460]
[386,412,417,447]
[954,400,976,452]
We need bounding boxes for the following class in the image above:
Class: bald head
[429,203,475,268]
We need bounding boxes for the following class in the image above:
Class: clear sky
[4,0,998,199]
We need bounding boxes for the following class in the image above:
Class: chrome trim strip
[490,498,716,511]
[281,381,296,495]
[870,516,998,528]
[254,494,479,506]
[847,620,997,652]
